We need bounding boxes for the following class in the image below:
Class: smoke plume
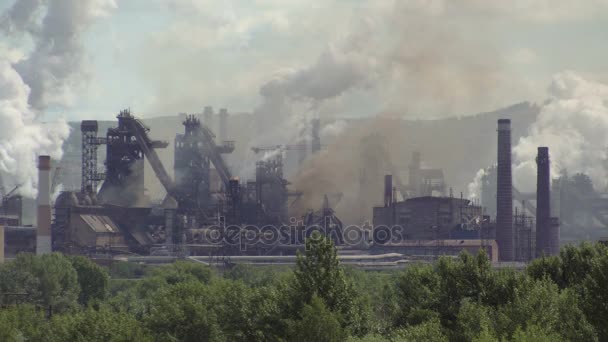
[282,1,509,220]
[0,0,115,197]
[467,168,487,201]
[467,71,608,199]
[0,60,70,197]
[252,45,372,138]
[513,71,608,192]
[2,0,117,109]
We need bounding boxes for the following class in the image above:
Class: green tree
[581,246,608,340]
[288,295,347,342]
[0,305,47,342]
[434,251,493,332]
[44,306,152,342]
[495,278,596,341]
[0,253,79,314]
[70,255,109,306]
[394,263,440,326]
[289,233,359,332]
[223,263,290,287]
[526,255,563,287]
[392,319,448,342]
[210,279,283,341]
[510,325,562,342]
[144,281,224,342]
[527,242,606,289]
[455,299,495,341]
[149,259,214,285]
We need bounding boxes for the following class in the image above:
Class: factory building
[49,109,343,257]
[373,195,491,240]
[372,172,496,259]
[0,108,565,264]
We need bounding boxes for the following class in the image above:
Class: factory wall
[373,196,486,240]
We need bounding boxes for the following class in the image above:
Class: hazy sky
[2,0,608,121]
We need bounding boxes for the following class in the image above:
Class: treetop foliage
[0,241,607,341]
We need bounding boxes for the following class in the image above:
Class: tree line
[1,234,607,341]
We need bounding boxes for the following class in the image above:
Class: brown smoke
[290,112,408,224]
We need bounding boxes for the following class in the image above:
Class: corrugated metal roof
[80,214,120,233]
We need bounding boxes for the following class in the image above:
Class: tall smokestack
[549,179,561,256]
[384,175,393,207]
[219,108,228,142]
[311,119,321,154]
[496,119,513,261]
[535,147,550,257]
[37,155,52,255]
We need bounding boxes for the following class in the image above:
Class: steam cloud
[2,0,117,108]
[0,60,69,197]
[513,71,608,192]
[0,0,115,197]
[468,71,608,199]
[241,46,372,178]
[266,1,508,219]
[252,46,371,140]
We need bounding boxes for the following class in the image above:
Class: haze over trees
[1,237,607,341]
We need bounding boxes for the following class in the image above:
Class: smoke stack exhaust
[384,175,393,207]
[37,155,52,255]
[219,108,228,142]
[496,119,513,261]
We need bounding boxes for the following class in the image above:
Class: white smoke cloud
[320,120,347,139]
[2,0,117,109]
[259,47,371,104]
[467,168,486,200]
[0,60,70,197]
[513,71,608,192]
[0,0,115,197]
[467,71,608,199]
[241,44,373,176]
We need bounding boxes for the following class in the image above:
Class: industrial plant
[0,108,577,266]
